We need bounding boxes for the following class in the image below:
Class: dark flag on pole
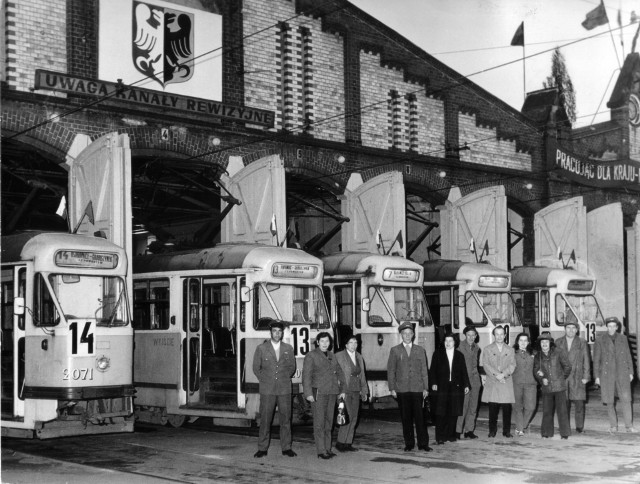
[582,1,608,30]
[511,21,524,46]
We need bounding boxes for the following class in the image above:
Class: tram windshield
[43,274,129,327]
[556,294,605,326]
[367,286,431,327]
[465,291,521,328]
[256,283,330,329]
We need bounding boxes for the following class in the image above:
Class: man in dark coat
[252,320,297,458]
[594,317,637,433]
[430,333,470,444]
[555,320,590,433]
[387,322,431,452]
[302,332,346,459]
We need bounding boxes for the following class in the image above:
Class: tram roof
[510,266,593,288]
[422,259,509,282]
[2,231,126,263]
[133,243,322,273]
[321,252,422,276]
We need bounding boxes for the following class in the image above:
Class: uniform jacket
[458,340,482,387]
[533,348,572,394]
[302,348,345,399]
[481,342,516,403]
[386,343,429,393]
[429,348,470,416]
[252,340,296,395]
[335,350,368,396]
[555,335,591,400]
[512,349,537,387]
[593,332,634,404]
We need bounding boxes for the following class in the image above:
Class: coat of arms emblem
[132,2,194,88]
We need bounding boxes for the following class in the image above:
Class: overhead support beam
[288,193,348,222]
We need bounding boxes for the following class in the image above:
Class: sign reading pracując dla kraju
[548,140,640,189]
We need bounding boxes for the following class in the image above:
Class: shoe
[327,451,337,458]
[436,440,445,445]
[626,427,638,433]
[254,450,267,458]
[335,442,347,452]
[403,446,414,452]
[447,437,457,442]
[576,428,584,434]
[488,432,496,438]
[282,449,297,457]
[561,436,568,440]
[515,430,524,437]
[503,433,513,438]
[345,445,358,452]
[418,445,433,452]
[464,432,478,439]
[608,427,618,434]
[317,453,331,460]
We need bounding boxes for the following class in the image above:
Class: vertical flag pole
[522,41,526,102]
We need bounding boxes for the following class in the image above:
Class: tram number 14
[69,321,94,356]
[291,326,311,357]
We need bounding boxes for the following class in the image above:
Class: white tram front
[423,260,522,349]
[1,232,134,439]
[510,266,605,344]
[132,243,330,427]
[321,252,433,400]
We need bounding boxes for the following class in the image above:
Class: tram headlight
[96,355,111,372]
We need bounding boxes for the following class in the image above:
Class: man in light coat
[555,320,590,433]
[335,334,369,452]
[481,325,516,438]
[387,322,431,452]
[252,320,297,458]
[594,317,637,433]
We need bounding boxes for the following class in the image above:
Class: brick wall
[4,0,67,93]
[359,50,445,156]
[242,0,345,141]
[630,125,640,161]
[458,113,532,170]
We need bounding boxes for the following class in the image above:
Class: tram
[321,252,433,399]
[1,231,134,439]
[422,260,522,348]
[510,266,605,344]
[132,243,330,427]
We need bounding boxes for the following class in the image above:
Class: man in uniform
[252,320,297,457]
[387,322,431,452]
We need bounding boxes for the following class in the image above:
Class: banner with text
[548,140,640,189]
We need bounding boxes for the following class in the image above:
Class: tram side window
[1,271,14,333]
[203,283,233,356]
[183,279,201,332]
[335,284,358,329]
[33,273,59,326]
[133,279,170,330]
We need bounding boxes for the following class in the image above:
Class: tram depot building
[2,1,640,367]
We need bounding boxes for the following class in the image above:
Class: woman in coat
[593,317,636,433]
[302,332,346,459]
[533,332,572,439]
[481,325,516,438]
[512,333,537,436]
[430,333,470,444]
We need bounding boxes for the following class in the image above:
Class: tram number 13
[291,326,311,357]
[69,321,95,356]
[585,322,597,344]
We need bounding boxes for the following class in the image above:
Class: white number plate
[290,326,311,357]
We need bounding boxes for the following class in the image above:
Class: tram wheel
[166,414,186,428]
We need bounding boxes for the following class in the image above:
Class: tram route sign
[34,69,275,128]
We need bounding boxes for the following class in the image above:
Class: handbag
[336,397,350,426]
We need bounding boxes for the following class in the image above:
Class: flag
[376,230,382,249]
[83,201,95,225]
[56,196,67,219]
[582,1,608,30]
[469,238,476,254]
[510,21,524,47]
[270,214,277,236]
[556,246,562,260]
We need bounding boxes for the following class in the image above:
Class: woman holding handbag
[429,333,470,444]
[335,334,369,452]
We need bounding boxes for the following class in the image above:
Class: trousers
[397,392,429,448]
[513,383,537,431]
[311,393,337,454]
[257,393,292,451]
[456,383,480,433]
[488,402,512,436]
[541,390,570,438]
[337,391,361,445]
[566,399,585,430]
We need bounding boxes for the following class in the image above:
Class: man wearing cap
[555,320,590,433]
[594,317,637,433]
[252,320,298,458]
[387,322,431,452]
[456,326,482,439]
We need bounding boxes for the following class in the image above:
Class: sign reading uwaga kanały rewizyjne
[548,140,640,189]
[34,69,275,128]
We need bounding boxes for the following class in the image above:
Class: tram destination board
[34,69,275,128]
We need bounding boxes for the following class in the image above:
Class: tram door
[183,278,202,405]
[1,267,26,418]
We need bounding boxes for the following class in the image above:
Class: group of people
[252,316,636,459]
